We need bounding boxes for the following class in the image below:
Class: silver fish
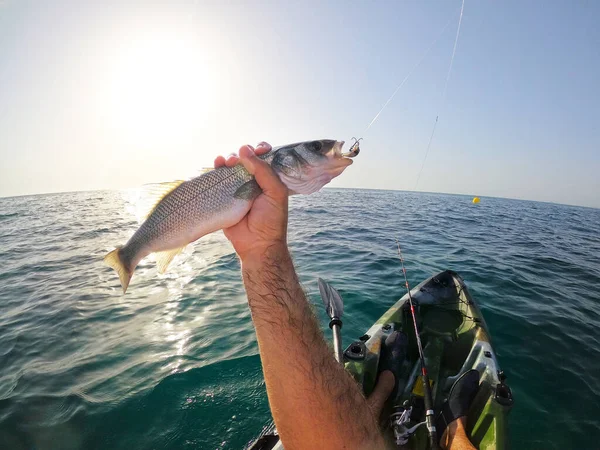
[104,139,357,292]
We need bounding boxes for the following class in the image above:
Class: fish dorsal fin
[138,180,185,221]
[155,246,186,274]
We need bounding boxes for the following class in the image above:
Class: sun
[105,30,217,148]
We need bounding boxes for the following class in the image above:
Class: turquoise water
[0,189,599,449]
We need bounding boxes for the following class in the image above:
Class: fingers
[238,145,287,201]
[213,155,226,168]
[225,154,239,167]
[213,142,271,169]
[255,141,272,155]
[214,153,240,168]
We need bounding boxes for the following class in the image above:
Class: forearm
[242,245,385,450]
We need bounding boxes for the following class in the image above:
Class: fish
[104,139,358,293]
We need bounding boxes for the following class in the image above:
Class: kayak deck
[248,270,513,449]
[344,270,513,449]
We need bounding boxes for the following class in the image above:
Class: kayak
[248,270,514,449]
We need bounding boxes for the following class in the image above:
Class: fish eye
[309,141,322,153]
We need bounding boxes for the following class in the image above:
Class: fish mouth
[331,141,360,160]
[321,141,354,173]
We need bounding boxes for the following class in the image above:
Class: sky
[0,0,598,208]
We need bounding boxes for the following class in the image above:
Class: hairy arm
[242,246,385,449]
[219,143,385,449]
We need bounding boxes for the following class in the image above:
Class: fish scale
[143,165,252,247]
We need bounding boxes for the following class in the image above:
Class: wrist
[241,241,290,270]
[241,242,301,316]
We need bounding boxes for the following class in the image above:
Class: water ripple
[0,189,599,449]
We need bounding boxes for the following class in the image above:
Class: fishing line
[414,0,465,190]
[441,0,465,106]
[364,5,462,132]
[414,115,438,190]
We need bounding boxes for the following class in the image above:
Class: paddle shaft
[330,319,343,363]
[396,242,440,450]
[318,279,345,364]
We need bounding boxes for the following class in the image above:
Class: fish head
[270,140,356,195]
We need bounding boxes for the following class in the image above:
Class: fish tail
[104,246,133,293]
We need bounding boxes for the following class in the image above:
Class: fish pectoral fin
[138,180,186,221]
[233,179,262,200]
[155,246,186,274]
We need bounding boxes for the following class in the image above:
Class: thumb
[238,145,287,201]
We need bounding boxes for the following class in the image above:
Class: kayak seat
[421,307,463,341]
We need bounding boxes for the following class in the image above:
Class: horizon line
[1,186,598,211]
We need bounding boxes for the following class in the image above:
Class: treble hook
[343,137,362,157]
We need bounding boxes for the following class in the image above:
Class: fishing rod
[395,240,439,450]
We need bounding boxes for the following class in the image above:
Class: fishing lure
[343,137,362,157]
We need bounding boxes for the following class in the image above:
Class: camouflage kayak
[248,270,514,450]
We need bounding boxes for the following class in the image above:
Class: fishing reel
[391,401,428,447]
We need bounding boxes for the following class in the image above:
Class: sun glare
[105,31,217,147]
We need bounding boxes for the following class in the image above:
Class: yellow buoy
[472,197,480,204]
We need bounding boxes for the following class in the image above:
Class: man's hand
[214,142,289,263]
